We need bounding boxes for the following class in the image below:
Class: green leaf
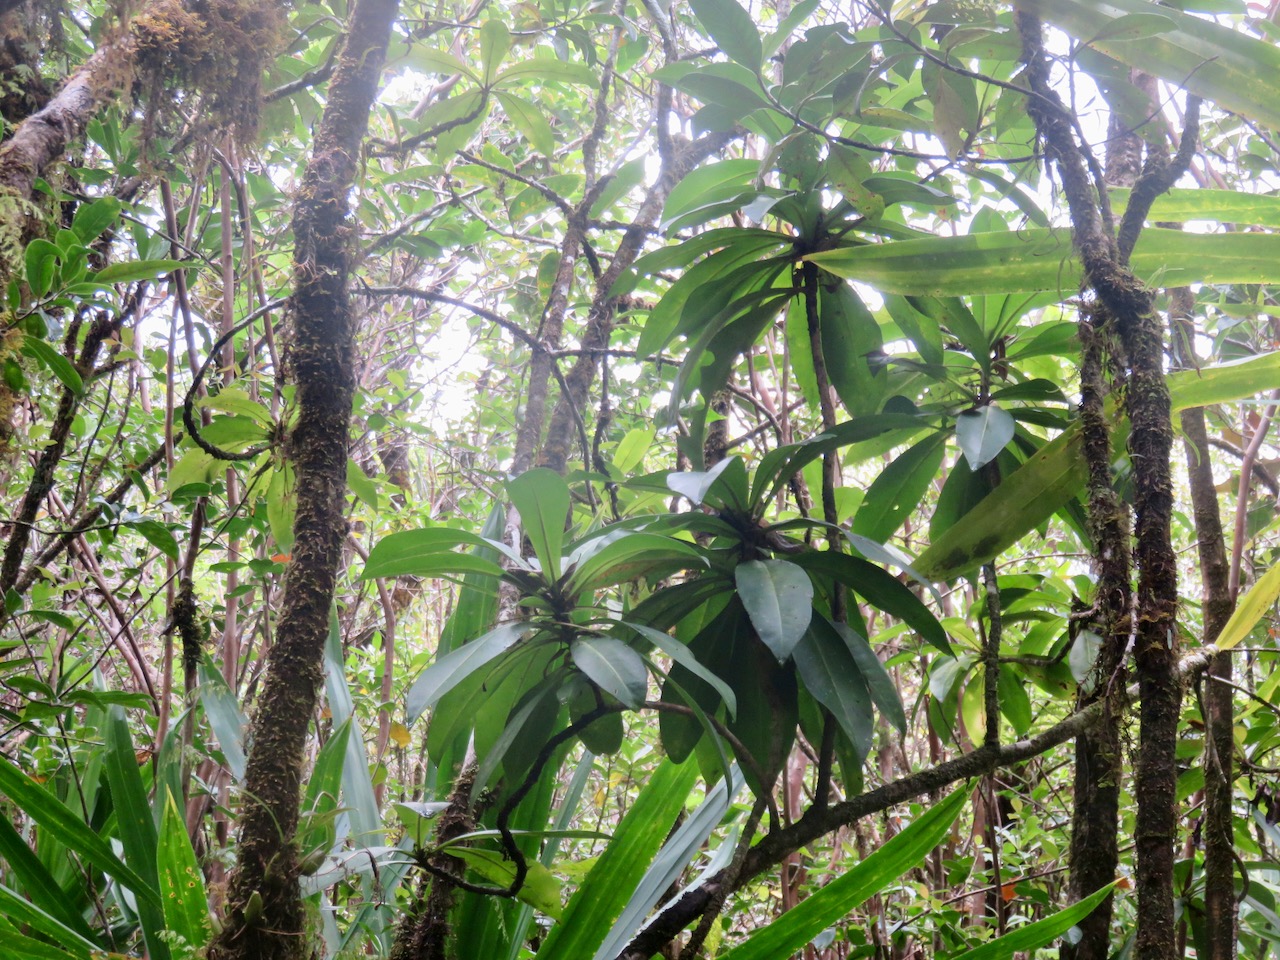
[1013,0,1280,130]
[128,518,179,561]
[624,621,737,717]
[452,848,563,918]
[71,197,121,244]
[805,227,1280,295]
[719,786,970,960]
[955,404,1015,471]
[361,527,503,580]
[90,258,187,284]
[537,759,699,960]
[507,468,570,582]
[735,559,814,663]
[687,0,763,70]
[667,455,747,509]
[792,551,952,655]
[0,884,98,960]
[1215,559,1280,652]
[346,459,379,511]
[406,622,534,723]
[840,623,908,734]
[267,461,296,554]
[793,618,874,755]
[497,58,598,86]
[479,19,511,85]
[158,791,211,958]
[197,659,248,780]
[495,92,555,156]
[571,636,648,709]
[20,335,83,395]
[24,239,58,298]
[852,433,947,543]
[0,818,97,941]
[566,533,706,596]
[948,881,1118,960]
[918,352,1280,581]
[659,160,760,237]
[998,664,1033,735]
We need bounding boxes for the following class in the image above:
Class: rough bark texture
[1172,287,1237,960]
[1018,15,1192,960]
[206,2,398,958]
[0,42,121,201]
[1063,103,1143,960]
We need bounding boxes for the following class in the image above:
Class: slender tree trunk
[207,2,398,958]
[1018,16,1196,960]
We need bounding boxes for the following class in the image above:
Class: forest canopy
[0,1,1278,960]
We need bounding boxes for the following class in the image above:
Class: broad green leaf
[537,759,699,960]
[948,881,1118,960]
[797,551,952,656]
[659,160,760,237]
[20,335,83,395]
[300,719,352,854]
[407,622,534,723]
[793,618,874,755]
[452,848,563,918]
[719,786,970,960]
[495,92,554,156]
[0,818,86,927]
[565,533,706,595]
[612,427,654,473]
[267,461,296,553]
[128,518,179,560]
[956,404,1015,471]
[919,352,1280,580]
[806,228,1280,295]
[1114,187,1280,228]
[97,711,167,941]
[0,884,97,959]
[0,916,82,960]
[571,636,648,708]
[158,791,211,959]
[998,664,1033,735]
[687,0,763,71]
[852,433,947,543]
[346,458,379,510]
[839,623,908,734]
[625,621,738,717]
[917,427,1085,581]
[507,467,570,581]
[1215,560,1280,652]
[24,239,58,298]
[197,659,247,780]
[361,527,502,580]
[1167,351,1280,412]
[667,455,747,509]
[479,20,511,85]
[71,196,121,243]
[735,559,814,662]
[90,258,187,284]
[1014,0,1280,130]
[497,58,597,85]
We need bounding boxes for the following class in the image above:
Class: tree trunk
[206,2,398,958]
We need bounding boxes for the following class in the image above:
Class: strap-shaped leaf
[571,636,648,709]
[719,785,970,960]
[407,622,534,723]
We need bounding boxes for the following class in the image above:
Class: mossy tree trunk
[206,1,398,958]
[1019,14,1197,960]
